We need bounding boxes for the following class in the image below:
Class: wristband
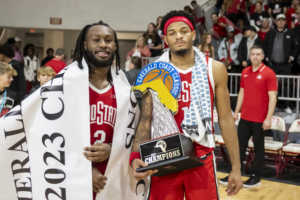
[129,152,141,167]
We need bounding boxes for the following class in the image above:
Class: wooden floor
[217,172,300,200]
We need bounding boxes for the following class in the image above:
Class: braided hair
[74,21,120,83]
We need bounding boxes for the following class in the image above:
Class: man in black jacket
[264,14,299,112]
[238,26,262,68]
[0,44,26,100]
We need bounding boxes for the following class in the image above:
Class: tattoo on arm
[131,90,152,152]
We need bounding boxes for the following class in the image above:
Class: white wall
[0,0,207,31]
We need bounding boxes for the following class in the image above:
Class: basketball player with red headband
[130,10,243,200]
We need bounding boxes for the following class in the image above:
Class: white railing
[141,57,160,67]
[228,73,300,118]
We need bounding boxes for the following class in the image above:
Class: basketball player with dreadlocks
[73,21,142,200]
[130,11,243,200]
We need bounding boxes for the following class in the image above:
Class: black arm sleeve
[291,31,300,59]
[15,62,27,100]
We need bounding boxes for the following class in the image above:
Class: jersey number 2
[94,130,106,144]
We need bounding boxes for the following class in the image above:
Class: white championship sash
[0,59,148,200]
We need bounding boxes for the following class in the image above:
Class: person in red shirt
[45,48,66,74]
[257,18,271,42]
[131,10,243,200]
[291,5,300,28]
[220,45,277,187]
[211,13,241,41]
[286,0,299,28]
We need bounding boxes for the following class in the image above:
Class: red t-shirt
[286,8,295,29]
[213,17,227,37]
[174,57,214,154]
[240,64,277,123]
[249,4,269,16]
[257,30,268,42]
[45,58,66,74]
[89,83,117,200]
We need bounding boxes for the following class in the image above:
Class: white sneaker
[285,107,293,114]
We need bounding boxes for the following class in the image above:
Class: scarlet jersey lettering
[174,68,192,133]
[89,83,117,175]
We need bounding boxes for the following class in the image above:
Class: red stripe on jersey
[89,84,117,173]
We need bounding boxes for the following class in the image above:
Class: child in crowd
[0,62,19,118]
[28,66,56,95]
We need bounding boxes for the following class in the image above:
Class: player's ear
[163,35,168,46]
[192,30,196,42]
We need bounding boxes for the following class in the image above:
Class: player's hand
[233,112,239,122]
[242,61,248,68]
[83,143,112,162]
[92,167,107,193]
[263,117,272,130]
[226,169,243,196]
[132,159,158,181]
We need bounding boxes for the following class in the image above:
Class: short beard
[175,49,187,57]
[86,47,115,68]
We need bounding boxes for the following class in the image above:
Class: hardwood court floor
[217,172,300,200]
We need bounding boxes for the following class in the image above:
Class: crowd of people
[0,37,67,117]
[126,0,300,113]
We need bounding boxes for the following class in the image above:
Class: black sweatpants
[238,118,265,178]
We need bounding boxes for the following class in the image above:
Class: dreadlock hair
[160,10,196,35]
[73,21,120,84]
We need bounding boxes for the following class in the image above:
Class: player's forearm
[266,93,277,119]
[234,91,244,114]
[131,91,152,152]
[219,117,241,171]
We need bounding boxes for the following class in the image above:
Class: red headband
[163,16,194,35]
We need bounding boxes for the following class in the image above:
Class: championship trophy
[133,62,204,177]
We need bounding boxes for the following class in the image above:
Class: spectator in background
[124,56,142,85]
[28,66,56,96]
[258,18,271,42]
[23,43,35,57]
[24,46,39,94]
[250,2,272,31]
[249,0,269,16]
[156,16,169,51]
[218,25,242,72]
[127,36,151,59]
[268,0,287,24]
[293,16,300,75]
[41,48,54,66]
[191,1,206,26]
[184,5,194,15]
[291,5,300,28]
[198,33,215,59]
[143,23,162,57]
[45,48,66,74]
[0,44,26,100]
[211,13,241,41]
[215,0,224,14]
[7,37,23,64]
[286,0,299,28]
[264,14,299,113]
[0,62,19,118]
[156,16,163,33]
[238,26,262,68]
[220,45,277,188]
[225,0,246,29]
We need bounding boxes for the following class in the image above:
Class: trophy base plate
[136,156,205,177]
